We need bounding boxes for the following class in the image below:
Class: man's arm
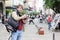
[12,12,27,21]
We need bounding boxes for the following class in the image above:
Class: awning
[6,6,16,9]
[0,0,8,1]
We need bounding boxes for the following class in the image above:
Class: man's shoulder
[12,11,17,13]
[12,11,17,15]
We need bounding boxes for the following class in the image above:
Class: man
[47,15,52,30]
[29,14,35,24]
[11,4,28,40]
[39,14,43,23]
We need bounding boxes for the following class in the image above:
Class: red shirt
[47,16,51,22]
[18,19,23,30]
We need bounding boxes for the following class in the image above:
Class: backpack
[5,11,21,32]
[7,14,19,29]
[5,15,19,32]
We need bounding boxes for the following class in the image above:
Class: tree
[44,0,60,13]
[44,0,54,8]
[53,0,60,13]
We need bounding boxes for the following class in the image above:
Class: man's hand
[4,19,8,22]
[22,15,28,19]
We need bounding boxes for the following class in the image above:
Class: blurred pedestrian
[47,15,52,30]
[38,14,43,23]
[29,14,35,24]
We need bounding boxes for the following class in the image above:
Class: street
[0,18,60,40]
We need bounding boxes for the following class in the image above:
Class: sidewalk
[0,22,60,40]
[55,32,60,40]
[0,23,10,40]
[21,23,53,40]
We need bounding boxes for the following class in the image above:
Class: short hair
[17,4,23,9]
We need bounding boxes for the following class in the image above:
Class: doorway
[0,2,3,23]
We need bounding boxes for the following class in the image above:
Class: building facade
[0,0,8,22]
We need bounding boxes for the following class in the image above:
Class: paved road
[0,18,60,40]
[22,18,53,40]
[0,23,9,40]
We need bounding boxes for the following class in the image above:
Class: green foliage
[34,11,39,16]
[6,9,13,18]
[44,0,55,8]
[21,10,26,15]
[44,0,60,13]
[57,0,60,2]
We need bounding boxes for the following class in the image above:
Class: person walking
[39,14,43,23]
[29,14,35,24]
[47,15,52,30]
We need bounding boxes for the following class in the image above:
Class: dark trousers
[40,19,43,23]
[29,20,34,24]
[48,22,51,30]
[58,22,60,30]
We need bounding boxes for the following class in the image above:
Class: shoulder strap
[11,14,17,22]
[16,10,22,17]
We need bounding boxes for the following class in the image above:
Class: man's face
[17,6,23,12]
